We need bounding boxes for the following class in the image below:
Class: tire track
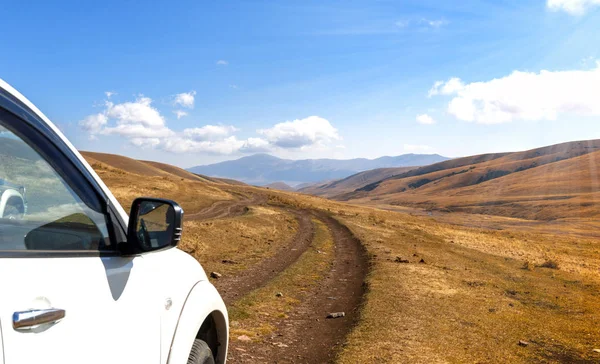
[188,191,368,363]
[214,209,314,305]
[276,211,367,363]
[187,193,267,221]
[228,211,368,363]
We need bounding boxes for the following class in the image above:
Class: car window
[0,122,111,251]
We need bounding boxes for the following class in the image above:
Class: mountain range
[187,153,450,186]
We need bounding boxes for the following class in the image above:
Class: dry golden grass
[332,209,600,363]
[86,155,232,214]
[299,166,415,197]
[179,206,298,276]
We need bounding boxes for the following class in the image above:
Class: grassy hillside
[298,166,415,197]
[332,140,600,220]
[264,182,295,191]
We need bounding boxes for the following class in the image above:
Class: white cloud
[395,18,448,29]
[429,63,600,124]
[416,114,436,125]
[404,144,433,152]
[79,93,342,156]
[216,60,229,65]
[161,135,244,155]
[130,138,161,148]
[173,91,196,109]
[79,93,260,155]
[182,125,238,141]
[428,77,464,97]
[79,95,173,148]
[101,124,174,138]
[229,84,239,89]
[105,91,116,99]
[106,96,165,127]
[79,113,107,133]
[547,0,600,14]
[258,116,341,149]
[240,138,271,153]
[422,19,448,28]
[174,110,188,119]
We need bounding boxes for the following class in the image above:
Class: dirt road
[232,211,368,363]
[187,192,267,221]
[191,192,368,363]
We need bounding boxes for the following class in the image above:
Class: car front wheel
[187,339,215,364]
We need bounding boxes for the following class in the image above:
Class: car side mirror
[120,198,184,254]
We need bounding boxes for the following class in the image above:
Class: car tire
[187,339,215,364]
[3,204,21,220]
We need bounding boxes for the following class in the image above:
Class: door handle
[13,308,66,330]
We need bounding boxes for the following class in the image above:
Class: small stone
[210,272,222,279]
[275,292,283,297]
[222,259,237,264]
[593,349,600,353]
[327,312,345,319]
[419,258,426,264]
[237,335,251,342]
[518,340,529,347]
[395,256,410,263]
[235,348,246,352]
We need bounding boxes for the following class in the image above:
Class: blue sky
[2,0,600,167]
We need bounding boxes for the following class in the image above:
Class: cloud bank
[428,63,600,124]
[79,94,341,155]
[547,0,600,14]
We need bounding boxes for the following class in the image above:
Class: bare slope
[141,160,212,182]
[336,140,600,220]
[82,151,167,177]
[299,166,415,197]
[264,182,295,191]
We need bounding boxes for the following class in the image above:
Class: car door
[0,105,160,363]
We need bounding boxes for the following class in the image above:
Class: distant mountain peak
[187,153,450,185]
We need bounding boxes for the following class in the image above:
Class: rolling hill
[264,182,295,191]
[297,166,415,197]
[330,139,600,220]
[187,153,449,186]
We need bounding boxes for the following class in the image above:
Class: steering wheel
[137,218,152,250]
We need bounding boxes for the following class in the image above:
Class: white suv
[0,80,228,364]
